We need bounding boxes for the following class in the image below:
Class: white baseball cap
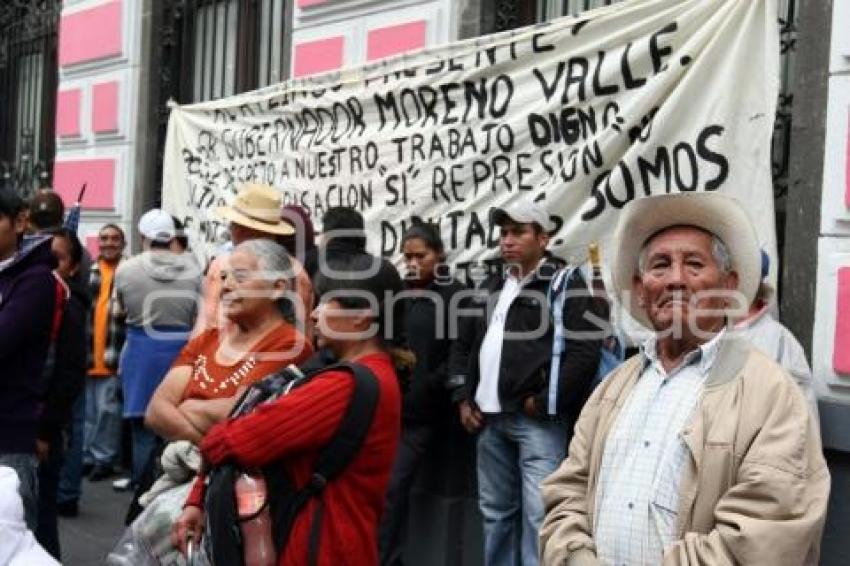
[138,209,176,243]
[490,200,556,233]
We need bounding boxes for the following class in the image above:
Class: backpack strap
[546,266,577,416]
[272,361,380,564]
[309,361,380,486]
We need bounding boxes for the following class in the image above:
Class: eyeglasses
[219,268,257,284]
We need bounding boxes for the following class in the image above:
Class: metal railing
[0,1,59,198]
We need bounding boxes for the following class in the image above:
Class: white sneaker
[112,477,133,492]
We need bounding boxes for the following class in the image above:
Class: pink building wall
[53,0,140,249]
[291,0,456,79]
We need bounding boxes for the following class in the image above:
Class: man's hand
[459,400,484,433]
[172,505,204,555]
[35,439,50,463]
[523,396,540,418]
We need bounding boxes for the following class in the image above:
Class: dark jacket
[402,278,468,424]
[37,269,91,443]
[448,254,605,427]
[0,235,58,453]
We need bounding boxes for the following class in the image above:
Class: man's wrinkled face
[499,220,548,269]
[633,226,738,333]
[98,227,125,262]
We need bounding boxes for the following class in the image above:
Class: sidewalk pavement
[58,477,134,565]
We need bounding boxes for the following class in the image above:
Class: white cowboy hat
[215,183,294,236]
[612,192,761,329]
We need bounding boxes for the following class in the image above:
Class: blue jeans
[58,394,84,504]
[0,452,39,531]
[477,413,567,566]
[83,375,122,466]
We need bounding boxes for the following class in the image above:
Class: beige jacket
[540,338,830,566]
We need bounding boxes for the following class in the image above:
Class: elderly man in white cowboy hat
[194,183,314,337]
[539,192,829,566]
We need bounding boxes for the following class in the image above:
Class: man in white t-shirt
[448,200,604,566]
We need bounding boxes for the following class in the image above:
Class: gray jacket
[113,251,201,328]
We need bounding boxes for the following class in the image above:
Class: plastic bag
[105,482,210,566]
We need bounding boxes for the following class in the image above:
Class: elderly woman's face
[633,226,738,334]
[220,250,281,321]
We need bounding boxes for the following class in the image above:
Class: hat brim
[490,207,556,234]
[490,208,511,226]
[612,192,761,329]
[215,206,294,236]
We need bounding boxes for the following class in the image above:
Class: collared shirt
[594,330,725,566]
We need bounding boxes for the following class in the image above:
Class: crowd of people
[0,178,831,566]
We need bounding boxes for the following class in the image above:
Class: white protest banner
[163,0,779,279]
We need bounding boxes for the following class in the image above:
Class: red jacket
[189,352,401,566]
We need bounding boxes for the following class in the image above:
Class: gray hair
[637,229,732,275]
[233,239,295,319]
[234,239,293,277]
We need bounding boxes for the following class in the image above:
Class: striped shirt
[594,330,725,566]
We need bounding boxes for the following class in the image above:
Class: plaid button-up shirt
[86,258,126,372]
[593,331,724,566]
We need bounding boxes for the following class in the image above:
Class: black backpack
[204,361,380,566]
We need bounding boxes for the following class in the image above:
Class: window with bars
[537,0,617,20]
[257,0,286,88]
[0,2,59,195]
[179,0,289,104]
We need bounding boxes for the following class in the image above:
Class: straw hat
[215,183,294,236]
[612,192,761,329]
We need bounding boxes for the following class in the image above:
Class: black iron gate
[0,1,60,198]
[150,0,291,204]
